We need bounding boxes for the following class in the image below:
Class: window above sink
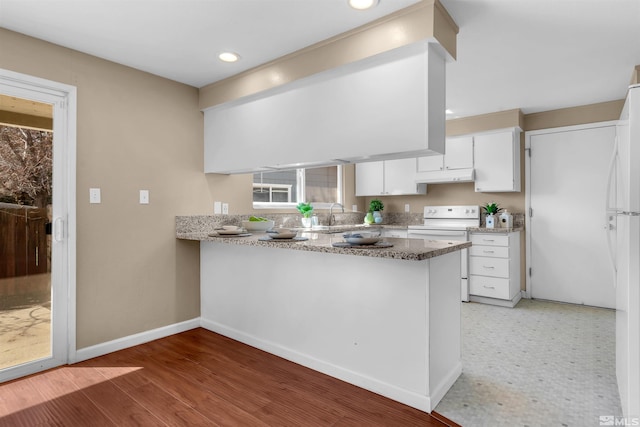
[252,165,343,210]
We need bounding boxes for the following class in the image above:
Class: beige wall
[0,28,212,349]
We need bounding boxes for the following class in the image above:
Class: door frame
[0,68,77,381]
[524,120,617,300]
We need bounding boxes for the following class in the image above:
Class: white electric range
[407,205,480,302]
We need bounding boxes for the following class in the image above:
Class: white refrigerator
[607,83,640,417]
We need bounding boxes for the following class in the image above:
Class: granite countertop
[177,231,471,261]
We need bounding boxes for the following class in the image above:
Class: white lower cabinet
[469,231,521,307]
[381,229,408,238]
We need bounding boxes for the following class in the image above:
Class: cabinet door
[384,158,423,195]
[444,136,473,170]
[355,162,384,196]
[382,229,408,238]
[417,155,443,172]
[474,130,520,192]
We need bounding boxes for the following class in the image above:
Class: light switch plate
[139,190,149,204]
[214,201,222,214]
[222,203,229,215]
[405,204,410,213]
[89,188,101,204]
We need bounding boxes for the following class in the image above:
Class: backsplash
[481,212,525,228]
[177,212,424,233]
[176,211,525,233]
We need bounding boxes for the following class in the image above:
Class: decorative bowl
[343,232,381,245]
[242,220,275,232]
[268,228,297,239]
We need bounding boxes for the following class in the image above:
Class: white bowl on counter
[242,219,275,232]
[268,228,297,239]
[343,231,381,245]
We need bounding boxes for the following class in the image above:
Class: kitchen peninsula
[177,220,471,412]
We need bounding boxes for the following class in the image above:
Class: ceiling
[1,0,639,119]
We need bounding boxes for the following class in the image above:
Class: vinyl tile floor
[434,299,622,427]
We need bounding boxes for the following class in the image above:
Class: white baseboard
[200,318,434,413]
[72,318,200,363]
[469,292,522,308]
[429,362,463,409]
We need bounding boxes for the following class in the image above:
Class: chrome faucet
[328,203,344,226]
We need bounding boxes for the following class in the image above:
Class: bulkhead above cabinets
[203,41,447,174]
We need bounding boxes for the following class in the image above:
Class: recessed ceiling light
[348,0,379,11]
[218,52,240,63]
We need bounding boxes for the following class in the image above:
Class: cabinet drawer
[471,234,509,247]
[469,275,510,299]
[469,256,509,278]
[469,245,509,258]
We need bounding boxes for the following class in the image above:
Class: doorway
[0,69,76,382]
[0,121,53,370]
[525,121,617,308]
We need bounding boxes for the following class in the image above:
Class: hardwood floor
[0,328,459,426]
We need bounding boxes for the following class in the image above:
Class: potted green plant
[369,199,384,213]
[296,202,314,228]
[365,199,384,224]
[482,202,502,228]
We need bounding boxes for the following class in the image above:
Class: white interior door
[526,123,616,308]
[0,69,76,382]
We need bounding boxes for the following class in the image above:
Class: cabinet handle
[483,285,495,289]
[483,250,495,254]
[482,239,495,242]
[483,265,495,269]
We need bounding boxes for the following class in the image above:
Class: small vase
[486,214,495,229]
[373,211,382,224]
[364,212,375,224]
[301,217,312,228]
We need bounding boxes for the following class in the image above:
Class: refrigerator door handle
[605,135,618,279]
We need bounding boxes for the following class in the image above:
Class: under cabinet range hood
[204,40,447,174]
[415,168,475,184]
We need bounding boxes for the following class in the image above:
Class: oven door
[407,228,469,302]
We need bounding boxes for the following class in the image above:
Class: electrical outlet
[89,188,101,204]
[214,201,222,214]
[222,203,229,215]
[139,190,149,204]
[405,204,410,213]
[352,204,358,212]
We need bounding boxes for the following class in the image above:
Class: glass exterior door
[0,101,53,371]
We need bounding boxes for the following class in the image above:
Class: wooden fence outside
[0,206,48,279]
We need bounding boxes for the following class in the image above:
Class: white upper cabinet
[415,135,474,183]
[473,129,521,192]
[355,158,426,196]
[444,136,474,170]
[417,154,444,173]
[355,162,384,197]
[204,41,446,174]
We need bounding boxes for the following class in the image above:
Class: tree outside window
[0,125,52,208]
